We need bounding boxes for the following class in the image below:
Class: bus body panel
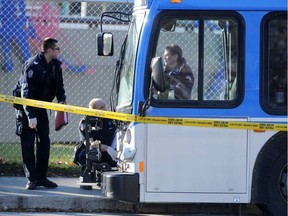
[122,122,280,202]
[102,0,287,214]
[150,0,286,11]
[129,5,286,202]
[146,121,248,193]
[143,192,249,203]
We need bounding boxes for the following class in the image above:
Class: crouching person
[73,98,117,172]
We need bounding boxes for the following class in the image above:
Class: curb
[0,177,263,214]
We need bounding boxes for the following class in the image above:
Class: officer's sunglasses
[52,47,61,51]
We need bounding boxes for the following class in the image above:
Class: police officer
[76,98,117,169]
[16,37,66,190]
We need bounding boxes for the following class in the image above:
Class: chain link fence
[0,0,133,165]
[0,1,233,168]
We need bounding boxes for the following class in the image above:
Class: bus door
[146,11,247,194]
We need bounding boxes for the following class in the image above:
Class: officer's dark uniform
[15,52,66,183]
[75,117,117,168]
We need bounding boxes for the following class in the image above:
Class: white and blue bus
[97,0,287,215]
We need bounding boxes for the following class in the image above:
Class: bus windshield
[116,13,145,109]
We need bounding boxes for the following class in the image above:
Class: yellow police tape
[1,94,287,131]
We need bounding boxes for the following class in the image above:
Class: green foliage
[0,143,22,163]
[49,143,75,163]
[0,143,81,177]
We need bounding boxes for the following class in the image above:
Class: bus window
[152,12,241,106]
[261,12,287,115]
[153,18,199,101]
[204,19,238,101]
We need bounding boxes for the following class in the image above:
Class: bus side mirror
[97,32,114,56]
[151,57,166,92]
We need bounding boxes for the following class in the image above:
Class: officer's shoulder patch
[27,70,33,78]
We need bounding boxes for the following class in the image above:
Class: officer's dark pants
[19,109,50,182]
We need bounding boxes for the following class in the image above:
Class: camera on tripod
[77,115,117,189]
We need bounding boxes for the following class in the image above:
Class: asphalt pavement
[0,177,264,215]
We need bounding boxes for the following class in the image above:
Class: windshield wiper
[110,36,128,111]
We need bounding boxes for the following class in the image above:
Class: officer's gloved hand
[107,146,117,161]
[28,118,37,129]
